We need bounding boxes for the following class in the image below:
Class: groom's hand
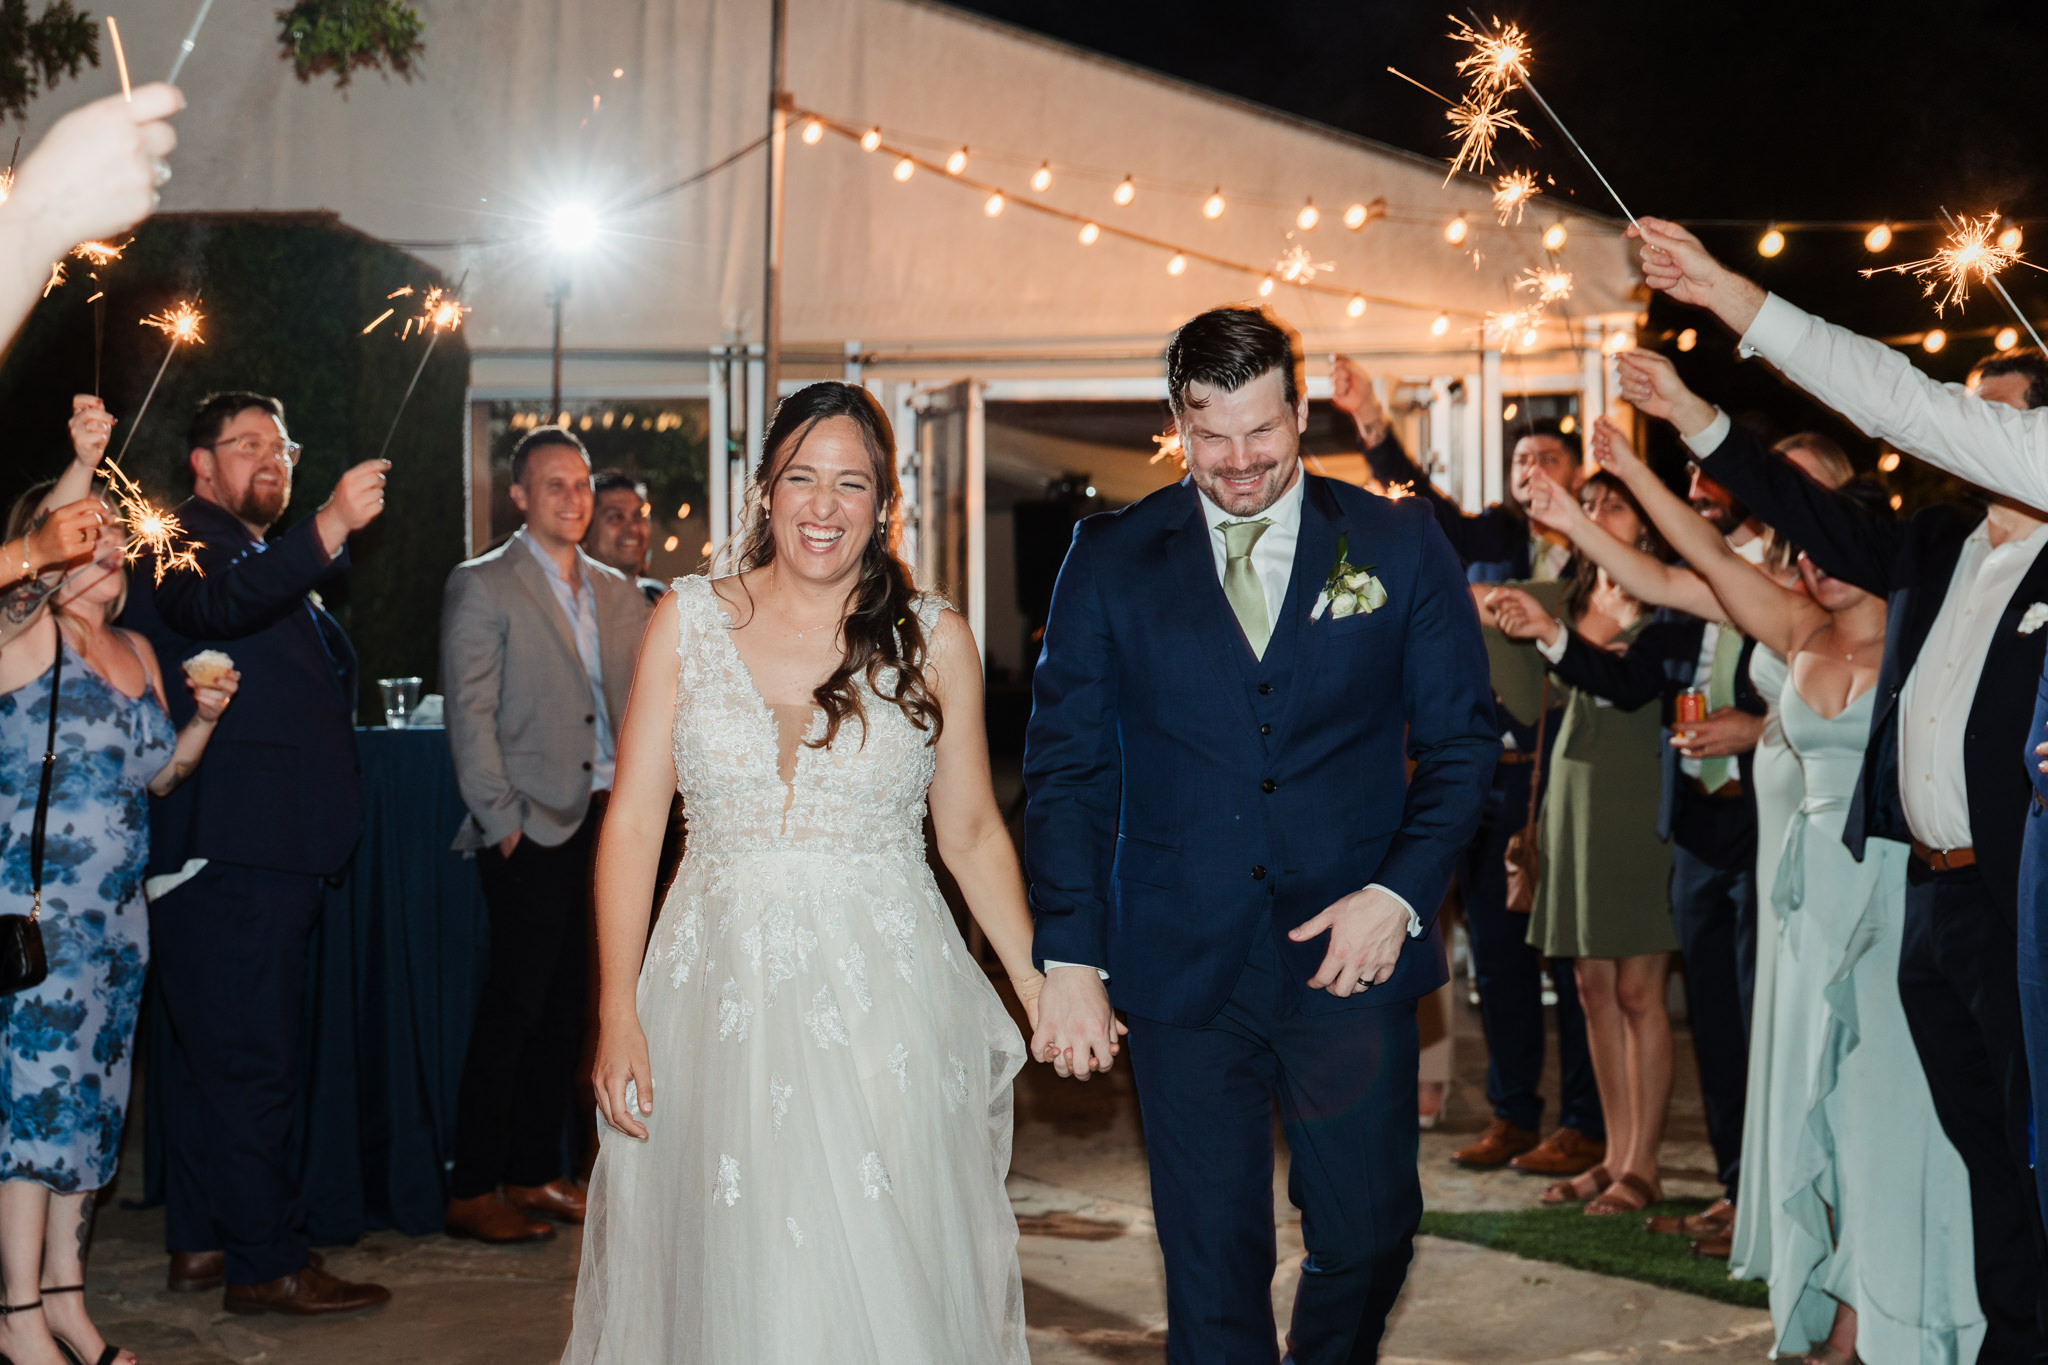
[1030,965,1127,1081]
[1292,887,1412,998]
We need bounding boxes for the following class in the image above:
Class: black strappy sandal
[38,1287,123,1365]
[0,1298,40,1365]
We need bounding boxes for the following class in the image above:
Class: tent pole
[762,0,788,405]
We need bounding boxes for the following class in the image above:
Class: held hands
[69,395,114,470]
[593,1013,655,1140]
[1485,586,1563,647]
[186,667,240,724]
[1671,706,1763,760]
[314,459,391,555]
[1010,970,1045,1033]
[8,86,183,259]
[1290,885,1411,999]
[1029,964,1126,1081]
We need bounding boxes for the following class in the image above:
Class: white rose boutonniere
[2019,601,2048,635]
[1310,535,1388,620]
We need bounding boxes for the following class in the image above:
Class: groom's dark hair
[1166,307,1302,417]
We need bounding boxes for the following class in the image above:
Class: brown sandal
[1585,1172,1661,1216]
[1538,1164,1610,1206]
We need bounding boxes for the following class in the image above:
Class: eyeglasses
[212,436,303,466]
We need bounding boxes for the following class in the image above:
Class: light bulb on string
[2001,225,2024,251]
[984,192,1004,217]
[1444,214,1469,246]
[860,127,881,152]
[1520,326,1540,349]
[1346,294,1366,318]
[1203,189,1226,220]
[1078,221,1099,245]
[1343,202,1369,231]
[1676,328,1698,352]
[1167,253,1187,276]
[1923,328,1947,353]
[801,118,823,145]
[1997,325,2021,350]
[1297,199,1319,230]
[945,147,968,176]
[1879,451,1902,472]
[1258,276,1275,297]
[893,156,915,182]
[1758,227,1785,258]
[1430,313,1450,337]
[1864,222,1892,252]
[1113,175,1136,207]
[1030,162,1052,192]
[1542,222,1568,252]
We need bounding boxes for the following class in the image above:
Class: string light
[1923,328,1947,353]
[1258,276,1275,297]
[1297,199,1319,231]
[1346,294,1367,318]
[1864,222,1892,252]
[1502,401,1519,421]
[1444,214,1469,246]
[984,191,1004,217]
[860,127,881,152]
[893,156,915,182]
[2001,226,2024,251]
[1113,175,1135,207]
[1676,327,1698,352]
[1878,451,1902,471]
[1430,312,1450,337]
[801,118,824,144]
[1601,330,1636,354]
[1759,227,1785,257]
[945,147,968,176]
[1078,221,1099,245]
[1030,162,1052,192]
[1541,222,1568,252]
[1166,253,1187,276]
[1558,414,1576,435]
[1203,189,1226,220]
[1344,202,1369,230]
[663,535,680,553]
[1997,325,2021,350]
[1520,325,1540,348]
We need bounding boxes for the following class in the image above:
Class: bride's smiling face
[764,416,881,585]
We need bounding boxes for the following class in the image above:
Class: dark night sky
[951,0,2048,462]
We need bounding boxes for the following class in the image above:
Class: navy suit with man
[122,494,362,1288]
[1024,469,1495,1364]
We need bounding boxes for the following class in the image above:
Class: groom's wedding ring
[1355,976,1372,990]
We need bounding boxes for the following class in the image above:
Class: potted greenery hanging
[0,0,98,121]
[276,0,424,89]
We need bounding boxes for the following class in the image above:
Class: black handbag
[0,639,58,994]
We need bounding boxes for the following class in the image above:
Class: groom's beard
[1192,455,1298,517]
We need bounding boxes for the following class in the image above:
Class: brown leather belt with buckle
[1685,776,1745,798]
[1910,841,1977,872]
[1497,751,1537,766]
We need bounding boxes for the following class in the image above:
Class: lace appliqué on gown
[563,576,1028,1365]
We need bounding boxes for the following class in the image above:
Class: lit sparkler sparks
[1451,14,1530,98]
[1858,211,2041,315]
[71,240,125,268]
[1482,307,1544,346]
[141,300,206,345]
[1444,95,1530,181]
[1517,265,1574,303]
[42,260,64,297]
[1149,431,1184,466]
[97,459,202,582]
[1493,170,1540,225]
[374,275,470,463]
[1275,241,1334,285]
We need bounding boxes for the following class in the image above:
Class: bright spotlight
[548,204,602,252]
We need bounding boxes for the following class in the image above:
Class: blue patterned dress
[0,637,173,1191]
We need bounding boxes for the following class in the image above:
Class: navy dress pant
[1667,842,1754,1199]
[1460,765,1600,1136]
[150,862,323,1286]
[1127,920,1420,1365]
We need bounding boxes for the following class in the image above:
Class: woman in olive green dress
[1475,472,1678,1217]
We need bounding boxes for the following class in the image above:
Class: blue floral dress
[0,638,172,1191]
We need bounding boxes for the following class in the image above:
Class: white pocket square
[2020,602,2048,635]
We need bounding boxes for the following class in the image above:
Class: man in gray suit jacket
[440,425,651,1243]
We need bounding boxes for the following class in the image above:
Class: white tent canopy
[29,0,1642,642]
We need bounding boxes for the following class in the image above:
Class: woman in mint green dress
[1591,422,1980,1365]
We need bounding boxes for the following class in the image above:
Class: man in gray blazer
[440,425,651,1243]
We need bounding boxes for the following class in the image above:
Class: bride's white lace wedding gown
[562,576,1029,1364]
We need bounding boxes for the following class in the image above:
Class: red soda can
[1675,688,1708,724]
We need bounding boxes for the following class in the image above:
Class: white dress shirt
[1044,467,1420,980]
[520,530,616,792]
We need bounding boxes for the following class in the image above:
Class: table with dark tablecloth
[144,726,491,1244]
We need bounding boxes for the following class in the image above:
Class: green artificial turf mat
[1418,1201,1769,1309]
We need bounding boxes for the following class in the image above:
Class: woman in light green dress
[1477,471,1678,1218]
[1591,424,1981,1365]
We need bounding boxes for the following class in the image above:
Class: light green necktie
[1699,625,1742,792]
[1221,519,1273,658]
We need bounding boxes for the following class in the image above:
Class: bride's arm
[589,591,683,1141]
[925,607,1058,1032]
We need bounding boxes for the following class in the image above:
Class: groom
[1024,306,1497,1363]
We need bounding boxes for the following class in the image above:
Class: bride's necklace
[767,575,848,641]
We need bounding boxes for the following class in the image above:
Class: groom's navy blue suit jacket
[1023,472,1498,1027]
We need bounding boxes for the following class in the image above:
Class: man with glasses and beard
[121,392,393,1316]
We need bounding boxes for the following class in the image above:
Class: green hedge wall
[0,211,469,723]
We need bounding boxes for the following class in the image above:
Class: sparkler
[165,0,217,85]
[1859,210,2048,355]
[98,458,201,583]
[1493,170,1539,225]
[373,280,470,463]
[106,16,131,100]
[1275,242,1333,285]
[1516,265,1574,303]
[71,239,127,394]
[1386,65,1529,184]
[111,300,204,468]
[1149,431,1183,467]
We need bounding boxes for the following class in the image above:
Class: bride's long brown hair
[728,382,942,750]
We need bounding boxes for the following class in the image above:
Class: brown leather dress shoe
[1451,1117,1539,1168]
[1647,1197,1735,1237]
[169,1250,224,1292]
[506,1178,587,1225]
[224,1264,391,1316]
[446,1190,555,1243]
[1509,1126,1607,1176]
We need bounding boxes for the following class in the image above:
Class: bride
[562,382,1051,1363]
